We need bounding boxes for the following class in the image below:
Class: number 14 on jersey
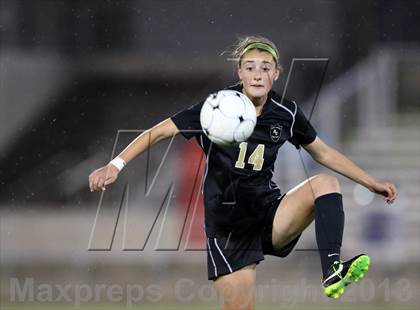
[235,142,265,171]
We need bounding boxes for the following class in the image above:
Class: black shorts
[206,194,301,280]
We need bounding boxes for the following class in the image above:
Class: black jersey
[171,84,317,236]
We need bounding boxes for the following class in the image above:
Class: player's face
[238,49,279,101]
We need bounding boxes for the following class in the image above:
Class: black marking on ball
[239,116,244,122]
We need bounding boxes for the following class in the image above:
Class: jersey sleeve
[288,104,317,148]
[171,101,204,139]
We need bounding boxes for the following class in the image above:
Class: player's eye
[245,67,253,71]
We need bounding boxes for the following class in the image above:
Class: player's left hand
[369,180,398,204]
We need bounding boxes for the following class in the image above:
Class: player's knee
[312,174,341,195]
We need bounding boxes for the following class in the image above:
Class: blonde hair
[231,35,282,72]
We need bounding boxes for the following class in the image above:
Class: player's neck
[241,87,268,116]
[251,95,268,116]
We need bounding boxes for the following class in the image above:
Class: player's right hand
[89,164,119,192]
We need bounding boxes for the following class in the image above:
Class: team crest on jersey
[270,124,283,142]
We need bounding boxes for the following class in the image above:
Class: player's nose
[254,68,262,80]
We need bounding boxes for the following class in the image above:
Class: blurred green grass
[1,305,418,310]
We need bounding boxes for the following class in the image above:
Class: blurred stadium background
[0,0,419,309]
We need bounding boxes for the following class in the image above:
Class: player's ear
[274,68,280,81]
[237,67,243,81]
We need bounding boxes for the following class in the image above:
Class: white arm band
[109,157,126,171]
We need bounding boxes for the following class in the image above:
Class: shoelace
[332,261,343,280]
[321,260,344,286]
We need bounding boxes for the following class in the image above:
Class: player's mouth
[251,84,265,88]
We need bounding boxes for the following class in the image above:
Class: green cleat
[322,254,370,299]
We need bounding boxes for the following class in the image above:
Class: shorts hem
[208,258,264,281]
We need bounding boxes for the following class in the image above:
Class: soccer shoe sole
[323,255,370,299]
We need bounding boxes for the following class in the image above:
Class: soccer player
[89,36,398,310]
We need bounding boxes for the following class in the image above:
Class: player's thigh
[214,264,256,310]
[272,174,340,249]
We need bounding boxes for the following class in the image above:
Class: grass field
[1,305,419,310]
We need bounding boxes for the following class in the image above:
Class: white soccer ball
[200,90,257,146]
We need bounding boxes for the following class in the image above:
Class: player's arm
[89,118,179,192]
[303,137,398,204]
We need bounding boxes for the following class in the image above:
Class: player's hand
[89,164,119,192]
[369,179,398,204]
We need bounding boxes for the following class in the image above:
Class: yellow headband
[241,42,278,63]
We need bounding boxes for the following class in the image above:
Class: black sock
[315,192,345,279]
